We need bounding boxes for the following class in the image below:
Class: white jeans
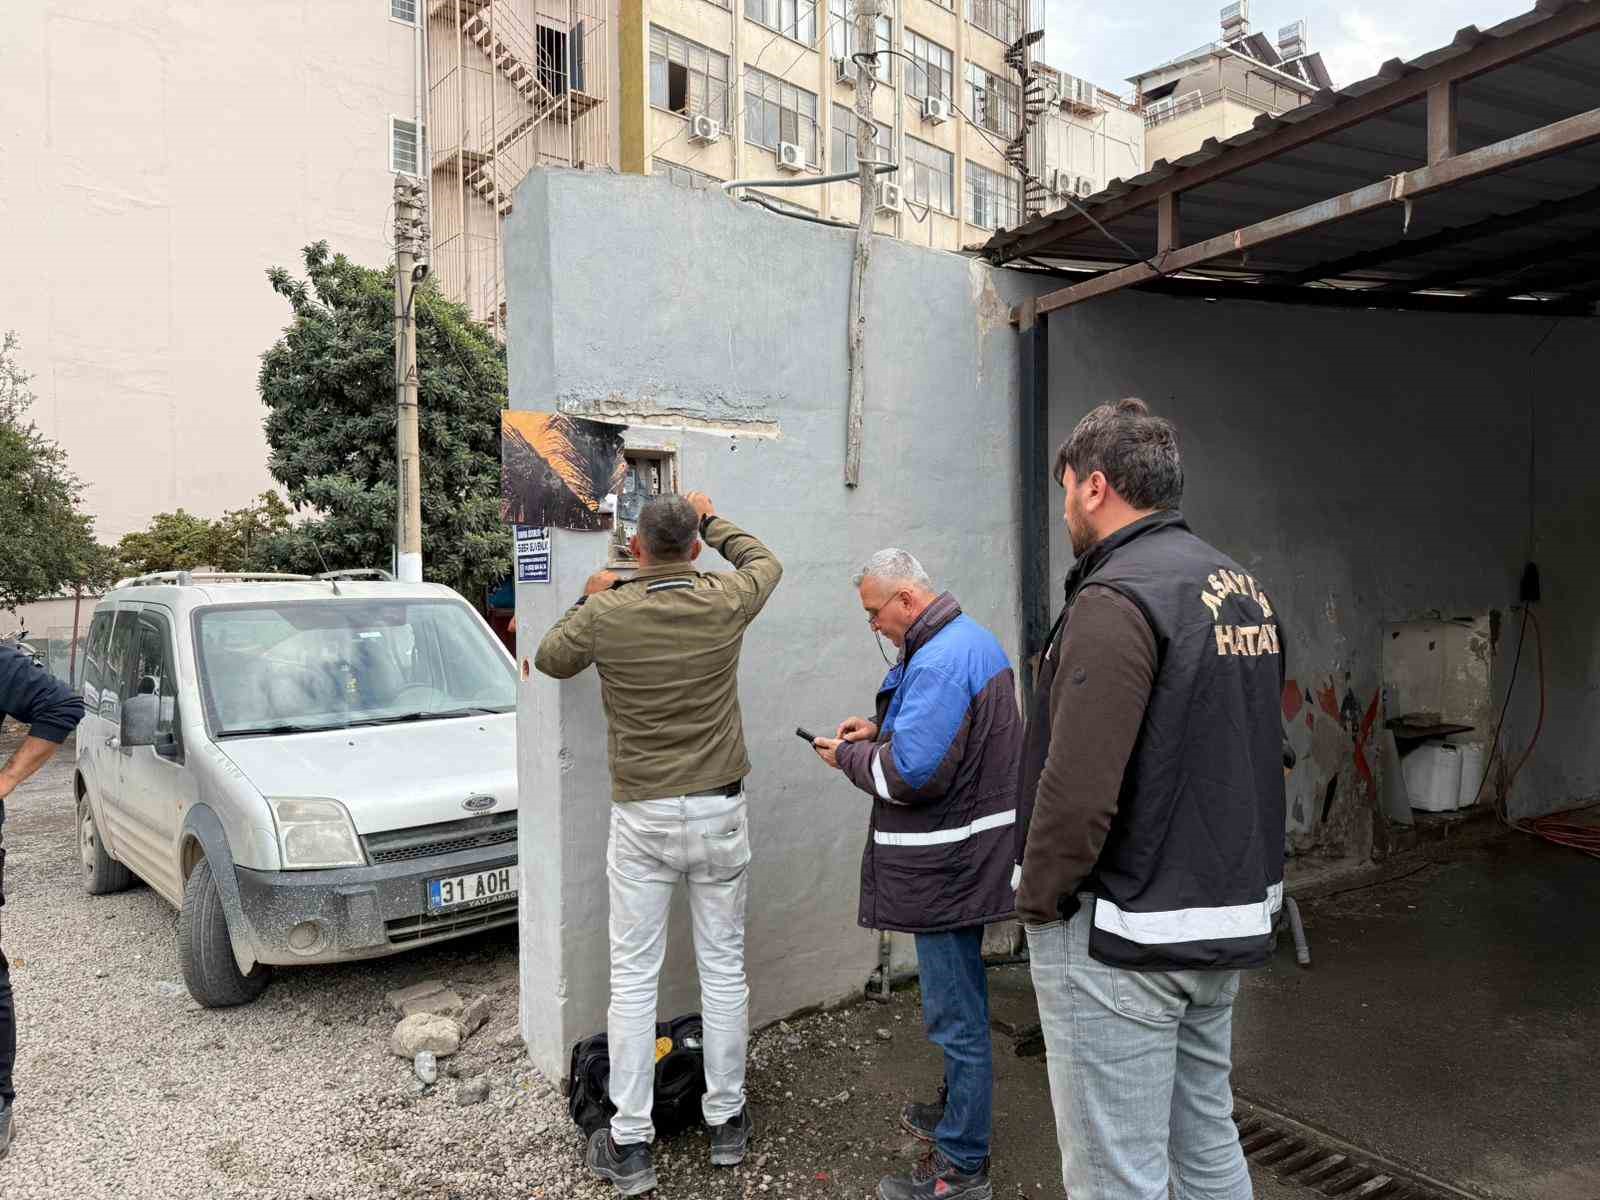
[606,790,751,1145]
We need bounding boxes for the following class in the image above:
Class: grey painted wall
[506,169,1032,1079]
[1038,290,1600,856]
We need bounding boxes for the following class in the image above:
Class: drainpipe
[1017,299,1049,698]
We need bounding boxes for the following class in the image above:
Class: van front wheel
[178,858,271,1007]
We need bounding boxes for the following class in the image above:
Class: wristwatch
[699,512,717,536]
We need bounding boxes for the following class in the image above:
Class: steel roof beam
[1034,103,1600,315]
[1269,181,1600,284]
[1373,227,1600,293]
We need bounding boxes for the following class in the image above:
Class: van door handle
[106,736,120,751]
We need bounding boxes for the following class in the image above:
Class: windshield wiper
[216,722,327,738]
[344,706,505,728]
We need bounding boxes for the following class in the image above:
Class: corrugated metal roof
[986,1,1600,310]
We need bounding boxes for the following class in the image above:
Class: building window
[744,0,818,46]
[390,116,423,175]
[831,103,891,173]
[390,0,418,24]
[966,161,1019,229]
[966,64,1020,138]
[650,28,731,125]
[904,135,954,214]
[537,23,586,96]
[660,161,720,189]
[966,0,1024,44]
[828,0,892,81]
[905,31,954,104]
[744,66,819,166]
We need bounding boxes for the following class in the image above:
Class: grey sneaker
[900,1084,947,1142]
[0,1101,13,1160]
[708,1106,754,1166]
[585,1129,657,1196]
[878,1148,992,1200]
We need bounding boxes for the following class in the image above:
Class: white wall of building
[1,2,422,542]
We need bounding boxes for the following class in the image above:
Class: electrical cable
[738,192,858,228]
[1474,604,1528,818]
[863,46,1168,276]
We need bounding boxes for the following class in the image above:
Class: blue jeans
[914,927,992,1173]
[1026,901,1250,1200]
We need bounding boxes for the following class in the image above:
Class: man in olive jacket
[536,492,781,1196]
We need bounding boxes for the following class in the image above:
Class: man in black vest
[1017,399,1284,1200]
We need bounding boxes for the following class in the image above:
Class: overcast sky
[1043,0,1530,92]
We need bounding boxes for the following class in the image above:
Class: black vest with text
[1053,511,1286,971]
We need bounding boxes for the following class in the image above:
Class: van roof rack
[116,570,316,588]
[316,568,396,581]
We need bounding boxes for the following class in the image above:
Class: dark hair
[1053,398,1183,510]
[638,494,700,560]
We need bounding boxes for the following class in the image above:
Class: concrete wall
[1040,291,1600,855]
[507,168,1030,1077]
[1,2,419,540]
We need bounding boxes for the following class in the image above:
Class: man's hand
[584,570,620,596]
[811,736,843,769]
[836,717,878,743]
[686,491,716,523]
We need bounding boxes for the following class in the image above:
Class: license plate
[427,866,518,913]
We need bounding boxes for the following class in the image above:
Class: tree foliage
[0,332,117,612]
[257,242,510,600]
[114,492,294,576]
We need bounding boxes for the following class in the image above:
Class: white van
[74,571,518,1007]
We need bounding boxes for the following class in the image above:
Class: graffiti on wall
[1284,674,1380,842]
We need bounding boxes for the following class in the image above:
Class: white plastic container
[1455,743,1486,809]
[1404,743,1464,812]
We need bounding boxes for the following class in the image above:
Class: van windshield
[195,599,517,738]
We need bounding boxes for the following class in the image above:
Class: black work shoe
[586,1129,657,1196]
[878,1148,992,1200]
[900,1084,948,1142]
[0,1102,12,1160]
[708,1106,755,1166]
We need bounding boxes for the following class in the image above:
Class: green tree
[114,492,294,576]
[257,242,509,600]
[0,331,117,613]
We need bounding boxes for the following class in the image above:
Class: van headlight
[266,797,365,869]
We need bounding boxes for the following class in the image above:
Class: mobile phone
[796,726,820,744]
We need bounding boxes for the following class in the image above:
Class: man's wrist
[698,512,718,536]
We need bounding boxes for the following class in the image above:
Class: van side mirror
[121,694,161,748]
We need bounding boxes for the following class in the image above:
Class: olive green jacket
[533,516,783,802]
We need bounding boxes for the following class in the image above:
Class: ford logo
[462,794,497,813]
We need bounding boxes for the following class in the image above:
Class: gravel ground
[0,729,1312,1199]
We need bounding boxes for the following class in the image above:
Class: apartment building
[1030,64,1145,214]
[1130,3,1331,168]
[619,0,1046,251]
[3,2,427,544]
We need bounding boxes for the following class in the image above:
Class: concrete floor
[1233,834,1600,1200]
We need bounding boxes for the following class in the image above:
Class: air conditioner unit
[776,140,806,172]
[689,114,722,144]
[835,57,856,86]
[922,95,950,124]
[1076,176,1094,198]
[1049,168,1067,194]
[876,180,904,214]
[1071,78,1096,107]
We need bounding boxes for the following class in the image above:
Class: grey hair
[852,548,935,591]
[637,494,700,559]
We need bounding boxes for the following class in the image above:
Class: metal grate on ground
[1234,1099,1479,1200]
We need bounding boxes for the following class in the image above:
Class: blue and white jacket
[837,593,1025,934]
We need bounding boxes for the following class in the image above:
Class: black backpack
[568,1013,707,1139]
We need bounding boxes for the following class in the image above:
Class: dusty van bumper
[233,843,518,966]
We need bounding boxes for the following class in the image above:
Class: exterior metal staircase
[1005,28,1047,218]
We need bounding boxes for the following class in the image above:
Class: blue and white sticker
[514,525,551,584]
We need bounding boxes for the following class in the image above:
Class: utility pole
[844,0,881,488]
[393,175,428,583]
